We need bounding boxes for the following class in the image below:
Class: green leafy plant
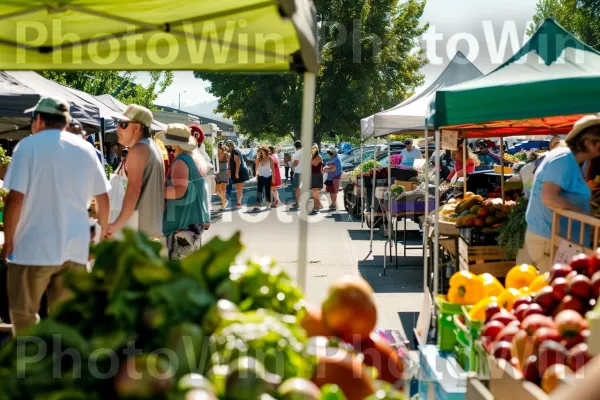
[498,197,529,258]
[391,184,405,198]
[104,164,113,180]
[0,147,11,168]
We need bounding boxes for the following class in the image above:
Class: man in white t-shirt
[400,139,423,167]
[291,140,303,208]
[2,96,110,335]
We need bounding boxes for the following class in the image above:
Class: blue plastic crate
[418,345,466,400]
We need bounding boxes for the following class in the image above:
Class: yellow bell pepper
[468,296,498,321]
[448,271,485,305]
[497,288,521,311]
[529,272,550,293]
[478,273,504,297]
[505,264,538,289]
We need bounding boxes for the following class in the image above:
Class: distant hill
[161,100,233,125]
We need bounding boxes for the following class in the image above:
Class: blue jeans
[226,178,233,200]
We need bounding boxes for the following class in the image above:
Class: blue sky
[134,0,539,117]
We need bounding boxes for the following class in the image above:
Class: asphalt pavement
[202,174,425,336]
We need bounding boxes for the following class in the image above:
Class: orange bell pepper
[505,264,538,290]
[448,271,485,305]
[469,296,498,321]
[529,272,550,293]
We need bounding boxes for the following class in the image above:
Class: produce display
[0,231,407,400]
[589,175,600,217]
[439,189,521,230]
[478,254,600,394]
[350,161,381,182]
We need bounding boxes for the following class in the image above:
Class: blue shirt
[327,155,342,179]
[525,147,591,240]
[400,148,422,166]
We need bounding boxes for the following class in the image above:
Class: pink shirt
[447,158,475,182]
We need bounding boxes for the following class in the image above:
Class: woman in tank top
[310,144,324,213]
[254,145,275,212]
[216,142,230,210]
[268,145,283,207]
[157,124,210,260]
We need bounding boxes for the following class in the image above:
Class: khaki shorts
[7,261,85,336]
[525,231,552,273]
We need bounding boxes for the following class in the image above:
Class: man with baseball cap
[2,96,111,335]
[108,104,165,238]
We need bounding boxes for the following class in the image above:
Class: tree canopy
[195,0,428,144]
[529,0,600,50]
[42,71,174,110]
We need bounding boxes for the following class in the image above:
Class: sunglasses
[118,121,140,129]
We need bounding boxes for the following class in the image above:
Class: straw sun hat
[566,115,600,143]
[155,123,197,152]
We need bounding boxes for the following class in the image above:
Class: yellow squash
[448,271,485,305]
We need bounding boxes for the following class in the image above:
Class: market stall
[358,51,483,273]
[414,18,600,399]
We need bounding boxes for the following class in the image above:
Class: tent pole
[434,130,441,295]
[368,138,377,257]
[423,125,429,294]
[297,72,316,292]
[463,132,467,198]
[360,143,364,229]
[382,134,392,276]
[99,118,106,166]
[500,139,505,205]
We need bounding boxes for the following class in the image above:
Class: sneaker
[329,205,337,211]
[310,209,319,214]
[291,203,299,209]
[252,206,261,212]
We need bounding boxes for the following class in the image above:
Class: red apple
[588,298,597,312]
[522,355,541,384]
[550,263,573,281]
[495,324,520,343]
[524,303,545,318]
[555,310,588,338]
[533,327,561,348]
[563,329,592,349]
[588,248,600,277]
[557,295,584,314]
[533,286,556,311]
[521,314,556,336]
[570,254,591,275]
[513,296,532,310]
[485,302,502,322]
[551,278,568,301]
[566,270,579,284]
[514,304,530,321]
[538,340,568,376]
[482,320,505,341]
[591,271,600,299]
[568,275,593,299]
[490,309,517,326]
[493,341,513,361]
[567,343,591,371]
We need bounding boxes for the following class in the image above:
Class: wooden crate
[458,238,515,277]
[466,373,493,400]
[488,358,548,399]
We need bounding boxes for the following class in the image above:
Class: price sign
[441,130,459,150]
[554,239,584,264]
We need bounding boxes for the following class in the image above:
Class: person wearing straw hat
[2,96,110,335]
[108,104,165,239]
[157,124,210,260]
[525,115,600,272]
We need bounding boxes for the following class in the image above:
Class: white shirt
[400,147,423,166]
[292,149,303,171]
[4,130,111,266]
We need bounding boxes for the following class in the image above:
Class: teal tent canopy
[429,19,600,137]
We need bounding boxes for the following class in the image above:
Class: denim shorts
[292,173,301,189]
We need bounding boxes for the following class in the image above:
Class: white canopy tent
[357,52,483,276]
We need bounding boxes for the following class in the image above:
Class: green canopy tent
[423,19,600,297]
[0,0,318,289]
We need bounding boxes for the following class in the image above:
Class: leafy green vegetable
[498,197,529,258]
